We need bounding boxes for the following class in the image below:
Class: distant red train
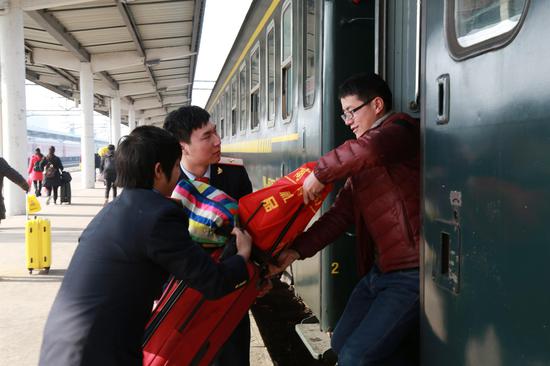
[27,129,108,167]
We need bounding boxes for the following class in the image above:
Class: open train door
[422,1,550,365]
[294,0,423,360]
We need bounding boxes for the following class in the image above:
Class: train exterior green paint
[208,0,550,362]
[422,0,550,364]
[206,0,375,332]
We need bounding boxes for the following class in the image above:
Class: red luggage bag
[142,163,331,366]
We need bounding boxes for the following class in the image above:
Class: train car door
[422,1,550,364]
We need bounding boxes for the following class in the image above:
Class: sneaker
[46,196,51,205]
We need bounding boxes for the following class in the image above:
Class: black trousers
[33,180,42,196]
[46,186,58,202]
[105,178,117,199]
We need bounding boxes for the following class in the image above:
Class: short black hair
[163,105,210,143]
[107,144,115,151]
[115,126,181,189]
[339,72,393,112]
[49,146,55,154]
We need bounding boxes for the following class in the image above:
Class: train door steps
[295,323,332,360]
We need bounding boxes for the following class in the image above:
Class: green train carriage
[205,0,419,356]
[208,0,550,363]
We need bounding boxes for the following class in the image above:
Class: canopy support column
[0,0,28,215]
[110,92,121,145]
[128,103,136,132]
[80,61,95,188]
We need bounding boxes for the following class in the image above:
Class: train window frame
[219,94,226,139]
[238,62,247,135]
[250,42,261,132]
[281,0,293,123]
[212,104,218,135]
[266,20,276,128]
[303,0,318,109]
[231,76,238,136]
[446,0,530,61]
[225,88,231,141]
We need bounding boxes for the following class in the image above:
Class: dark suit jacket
[39,189,249,366]
[180,162,253,201]
[0,157,28,220]
[179,161,253,366]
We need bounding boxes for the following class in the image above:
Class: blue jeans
[331,266,419,366]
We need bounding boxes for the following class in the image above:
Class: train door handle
[436,74,450,125]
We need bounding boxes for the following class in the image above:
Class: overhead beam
[27,10,90,62]
[45,65,78,86]
[115,0,145,58]
[26,70,73,100]
[22,0,96,11]
[114,1,162,105]
[139,107,167,119]
[187,0,206,104]
[98,71,118,91]
[32,47,193,73]
[145,115,166,125]
[119,81,155,97]
[27,10,119,91]
[134,97,161,110]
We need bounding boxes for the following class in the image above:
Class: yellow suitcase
[25,217,51,274]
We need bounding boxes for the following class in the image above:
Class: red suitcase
[142,163,331,366]
[142,251,260,366]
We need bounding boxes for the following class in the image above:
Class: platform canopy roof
[22,0,205,125]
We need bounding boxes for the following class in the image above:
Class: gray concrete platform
[0,171,272,366]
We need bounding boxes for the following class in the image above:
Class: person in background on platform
[41,146,63,205]
[0,157,30,225]
[38,126,253,366]
[94,153,101,181]
[100,144,117,205]
[28,148,45,196]
[270,72,420,366]
[163,105,255,366]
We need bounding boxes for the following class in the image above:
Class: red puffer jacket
[292,113,420,275]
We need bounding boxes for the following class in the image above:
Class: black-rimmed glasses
[340,97,374,122]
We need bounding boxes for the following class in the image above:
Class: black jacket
[39,189,249,366]
[42,155,63,188]
[0,157,28,220]
[180,162,253,201]
[100,151,117,181]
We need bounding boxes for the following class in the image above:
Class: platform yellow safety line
[221,133,299,153]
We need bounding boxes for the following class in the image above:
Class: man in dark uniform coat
[38,126,252,366]
[0,157,29,224]
[164,105,253,366]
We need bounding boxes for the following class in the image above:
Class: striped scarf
[172,179,238,248]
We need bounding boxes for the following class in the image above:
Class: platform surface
[0,171,272,366]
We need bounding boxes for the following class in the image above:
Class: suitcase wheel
[29,269,33,275]
[44,267,50,274]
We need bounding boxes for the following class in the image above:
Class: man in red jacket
[270,73,420,366]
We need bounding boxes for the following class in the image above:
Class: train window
[239,63,247,133]
[303,0,317,108]
[212,105,217,133]
[281,0,293,121]
[250,44,261,131]
[225,89,231,139]
[446,0,529,60]
[266,21,276,126]
[220,94,225,139]
[231,77,238,136]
